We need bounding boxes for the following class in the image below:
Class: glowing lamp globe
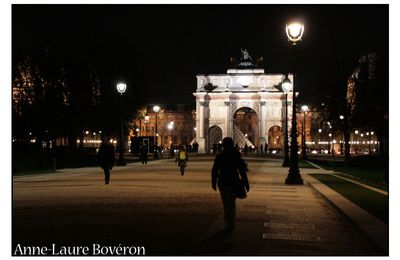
[286,23,304,44]
[116,82,127,94]
[282,76,293,93]
[153,105,160,113]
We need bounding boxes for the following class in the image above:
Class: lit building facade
[130,104,196,149]
[193,64,294,153]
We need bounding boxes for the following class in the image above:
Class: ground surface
[12,157,383,256]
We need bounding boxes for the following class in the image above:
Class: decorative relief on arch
[228,101,238,119]
[253,101,260,115]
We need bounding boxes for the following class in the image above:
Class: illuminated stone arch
[267,125,284,152]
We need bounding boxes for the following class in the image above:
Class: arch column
[197,100,207,153]
[259,101,267,145]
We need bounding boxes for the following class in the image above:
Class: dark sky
[12,4,388,106]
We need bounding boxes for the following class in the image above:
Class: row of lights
[76,139,117,144]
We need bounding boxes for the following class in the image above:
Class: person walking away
[176,145,189,175]
[211,137,250,232]
[140,145,148,164]
[98,138,115,185]
[260,143,264,154]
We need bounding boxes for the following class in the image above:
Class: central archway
[208,125,223,153]
[268,125,283,153]
[233,107,259,149]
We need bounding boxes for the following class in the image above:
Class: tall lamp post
[339,115,344,155]
[153,105,160,159]
[282,75,292,167]
[285,22,304,185]
[116,82,127,166]
[144,115,150,137]
[301,105,309,160]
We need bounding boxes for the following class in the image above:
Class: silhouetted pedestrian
[211,137,250,232]
[212,143,218,155]
[193,141,199,153]
[98,138,115,185]
[244,144,248,155]
[260,144,264,154]
[169,144,175,159]
[140,145,148,164]
[176,145,189,175]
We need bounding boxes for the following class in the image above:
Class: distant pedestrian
[176,145,189,175]
[169,144,175,159]
[260,144,264,154]
[244,144,248,155]
[212,143,218,155]
[98,138,115,185]
[140,145,148,164]
[212,137,250,232]
[193,141,199,153]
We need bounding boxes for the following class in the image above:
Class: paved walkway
[191,160,387,256]
[13,158,388,256]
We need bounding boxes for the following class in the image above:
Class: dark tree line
[317,53,388,163]
[12,42,148,157]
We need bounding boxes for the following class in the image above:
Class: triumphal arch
[193,49,294,153]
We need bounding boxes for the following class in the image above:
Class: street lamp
[281,75,292,167]
[285,21,304,185]
[116,82,127,166]
[339,115,344,155]
[168,121,174,148]
[144,115,150,137]
[301,105,309,160]
[153,105,160,159]
[355,130,359,155]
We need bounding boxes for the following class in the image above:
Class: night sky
[12,4,388,106]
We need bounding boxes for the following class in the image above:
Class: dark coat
[211,148,249,189]
[98,143,115,170]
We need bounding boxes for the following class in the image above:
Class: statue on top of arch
[241,48,252,61]
[228,48,265,69]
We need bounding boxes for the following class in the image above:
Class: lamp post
[168,121,174,154]
[153,105,160,158]
[285,22,304,185]
[144,115,150,137]
[354,130,359,155]
[116,82,127,166]
[301,105,309,160]
[281,75,292,167]
[339,115,344,155]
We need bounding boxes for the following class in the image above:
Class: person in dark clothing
[98,138,115,185]
[260,144,264,154]
[212,143,218,155]
[193,141,199,153]
[211,137,250,232]
[244,144,248,155]
[140,145,148,164]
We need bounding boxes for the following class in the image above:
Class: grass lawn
[298,160,318,169]
[309,174,388,223]
[310,160,387,191]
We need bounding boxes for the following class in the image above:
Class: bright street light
[286,22,304,44]
[285,21,304,185]
[281,75,292,166]
[116,82,127,94]
[116,82,127,166]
